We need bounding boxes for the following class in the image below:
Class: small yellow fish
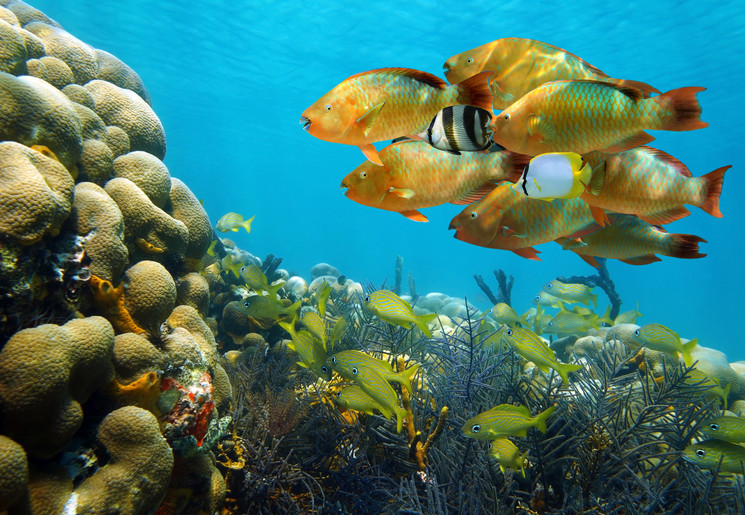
[491,303,527,327]
[221,254,244,278]
[315,282,333,319]
[328,350,420,395]
[216,212,255,233]
[683,368,731,409]
[279,321,331,381]
[700,416,745,443]
[683,439,745,474]
[301,310,327,349]
[237,296,301,326]
[489,437,528,477]
[633,323,698,366]
[614,304,642,325]
[513,152,592,201]
[364,290,437,338]
[542,310,600,336]
[532,291,564,309]
[335,385,389,417]
[206,239,218,257]
[329,316,347,350]
[241,264,283,297]
[543,280,597,307]
[497,326,582,385]
[463,404,556,440]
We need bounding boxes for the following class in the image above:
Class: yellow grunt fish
[449,182,597,260]
[542,280,597,307]
[491,302,527,327]
[216,212,255,233]
[241,264,283,297]
[542,311,600,336]
[443,38,658,109]
[632,323,699,366]
[463,403,556,439]
[315,281,333,319]
[558,214,707,268]
[300,68,493,165]
[491,80,708,156]
[341,140,529,222]
[532,291,564,309]
[335,385,389,417]
[683,439,745,474]
[581,147,730,226]
[701,416,745,443]
[278,321,331,381]
[328,350,420,395]
[497,325,582,385]
[364,290,438,338]
[301,310,327,349]
[489,437,528,477]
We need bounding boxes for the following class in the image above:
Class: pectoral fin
[586,160,606,195]
[388,187,415,199]
[527,115,556,142]
[589,205,610,226]
[356,102,386,136]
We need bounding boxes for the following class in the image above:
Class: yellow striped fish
[315,282,333,319]
[701,416,745,443]
[301,311,327,349]
[462,403,556,439]
[278,321,331,381]
[335,385,390,418]
[543,311,600,336]
[683,440,745,474]
[327,350,420,395]
[491,303,527,327]
[327,352,408,433]
[633,323,698,366]
[497,326,582,385]
[242,264,283,297]
[364,290,438,338]
[682,369,730,409]
[542,280,597,307]
[329,316,347,350]
[532,291,563,309]
[489,438,528,477]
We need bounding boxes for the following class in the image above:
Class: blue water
[32,1,745,359]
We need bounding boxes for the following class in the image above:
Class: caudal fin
[456,72,495,113]
[556,363,583,386]
[394,362,421,395]
[669,233,707,260]
[415,313,438,339]
[699,165,731,218]
[657,87,709,131]
[533,405,556,433]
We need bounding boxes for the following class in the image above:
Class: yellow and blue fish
[278,321,331,381]
[497,325,582,385]
[700,416,745,443]
[364,290,437,338]
[633,323,698,366]
[489,437,528,477]
[216,212,255,233]
[542,280,597,307]
[683,439,745,474]
[463,403,556,440]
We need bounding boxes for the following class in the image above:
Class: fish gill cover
[0,0,744,513]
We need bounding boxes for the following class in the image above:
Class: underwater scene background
[2,0,745,513]
[30,0,745,360]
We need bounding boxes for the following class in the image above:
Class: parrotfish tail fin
[415,313,438,339]
[670,233,707,260]
[700,165,731,218]
[615,78,660,97]
[681,338,699,367]
[394,406,408,433]
[395,362,421,395]
[455,71,495,114]
[242,215,255,234]
[657,86,709,131]
[556,363,583,386]
[534,405,557,433]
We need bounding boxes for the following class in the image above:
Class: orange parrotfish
[340,140,529,222]
[491,80,708,156]
[557,214,706,267]
[443,38,659,110]
[300,68,493,165]
[449,182,597,260]
[580,147,731,226]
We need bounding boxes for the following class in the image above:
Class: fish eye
[506,329,513,336]
[634,329,641,336]
[503,113,510,121]
[331,356,337,364]
[546,283,552,289]
[696,449,706,458]
[470,211,478,219]
[336,391,341,397]
[352,367,358,375]
[472,424,480,433]
[534,295,540,301]
[243,301,250,307]
[466,57,474,65]
[710,423,719,431]
[240,266,245,273]
[322,366,329,373]
[364,295,370,302]
[488,442,493,449]
[324,104,332,112]
[360,171,367,179]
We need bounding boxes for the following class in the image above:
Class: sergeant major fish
[300,68,493,165]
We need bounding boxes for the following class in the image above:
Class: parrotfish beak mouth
[442,62,453,76]
[300,116,311,131]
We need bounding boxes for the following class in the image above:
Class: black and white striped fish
[416,105,494,155]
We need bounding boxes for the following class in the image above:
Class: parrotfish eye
[472,424,480,433]
[634,329,641,336]
[466,57,474,65]
[503,113,510,121]
[469,211,478,219]
[710,423,720,431]
[331,356,337,364]
[324,104,332,112]
[360,171,367,179]
[352,367,358,375]
[695,449,706,458]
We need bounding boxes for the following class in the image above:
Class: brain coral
[0,72,83,168]
[0,18,26,74]
[0,316,114,458]
[94,48,151,104]
[24,21,97,83]
[167,305,219,367]
[71,181,128,282]
[105,177,188,260]
[177,272,211,317]
[112,332,164,384]
[0,1,60,27]
[0,140,74,244]
[25,55,74,88]
[169,177,212,259]
[113,150,171,208]
[124,260,177,334]
[85,79,166,159]
[77,138,114,183]
[73,406,174,513]
[0,435,28,511]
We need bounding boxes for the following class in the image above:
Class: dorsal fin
[552,79,646,102]
[348,68,448,90]
[640,146,692,177]
[450,183,497,205]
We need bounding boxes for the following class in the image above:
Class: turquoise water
[33,1,745,359]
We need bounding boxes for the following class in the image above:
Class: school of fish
[301,37,732,267]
